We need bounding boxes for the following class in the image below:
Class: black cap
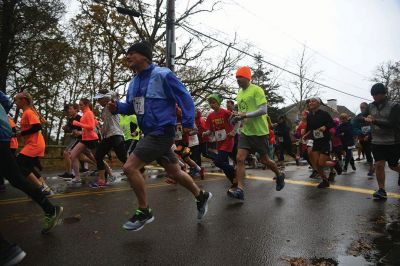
[126,41,153,61]
[370,83,387,96]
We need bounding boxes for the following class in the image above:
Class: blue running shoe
[227,187,244,200]
[122,208,154,231]
[373,188,387,200]
[276,173,285,191]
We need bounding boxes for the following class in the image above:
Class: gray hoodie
[364,100,400,145]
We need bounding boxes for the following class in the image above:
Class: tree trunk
[0,0,17,93]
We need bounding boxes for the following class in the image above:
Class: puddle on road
[348,213,400,265]
[281,257,338,266]
[61,216,81,224]
[337,255,371,265]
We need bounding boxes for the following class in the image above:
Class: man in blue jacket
[109,41,212,231]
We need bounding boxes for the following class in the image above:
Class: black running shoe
[58,172,70,178]
[309,170,318,179]
[334,161,343,175]
[317,179,330,188]
[0,244,26,266]
[328,172,336,182]
[196,190,212,220]
[276,173,285,191]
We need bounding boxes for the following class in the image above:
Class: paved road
[1,160,400,265]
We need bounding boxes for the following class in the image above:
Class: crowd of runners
[1,41,400,265]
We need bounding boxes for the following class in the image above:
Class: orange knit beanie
[236,66,252,80]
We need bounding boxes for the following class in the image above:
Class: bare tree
[372,61,400,102]
[288,45,321,113]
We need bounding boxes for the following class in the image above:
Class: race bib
[134,97,145,115]
[188,135,199,147]
[361,126,370,135]
[306,139,314,147]
[175,130,183,141]
[278,137,284,142]
[215,129,227,142]
[313,130,324,139]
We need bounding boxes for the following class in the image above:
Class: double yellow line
[1,172,399,206]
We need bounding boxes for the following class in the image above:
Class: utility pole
[166,0,176,72]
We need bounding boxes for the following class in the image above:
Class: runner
[0,91,63,235]
[69,98,99,183]
[202,93,238,186]
[353,102,375,176]
[228,66,285,200]
[174,105,204,179]
[108,41,212,230]
[305,97,342,188]
[363,83,400,199]
[336,113,356,172]
[58,103,84,179]
[328,118,343,181]
[120,114,141,156]
[275,115,300,166]
[90,90,127,188]
[226,100,238,163]
[0,115,17,193]
[14,92,52,195]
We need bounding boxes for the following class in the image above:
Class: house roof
[279,101,355,118]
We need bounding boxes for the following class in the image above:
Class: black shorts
[372,144,400,167]
[133,135,178,165]
[312,140,331,155]
[66,138,80,151]
[16,154,42,177]
[238,134,269,156]
[80,140,98,150]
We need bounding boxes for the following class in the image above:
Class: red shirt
[205,108,234,152]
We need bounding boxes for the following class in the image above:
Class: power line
[229,0,371,80]
[186,18,368,94]
[178,23,370,101]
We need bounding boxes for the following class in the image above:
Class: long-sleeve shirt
[73,107,98,141]
[116,64,195,137]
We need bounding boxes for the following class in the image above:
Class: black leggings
[278,142,297,161]
[95,135,127,170]
[0,142,54,215]
[360,140,373,164]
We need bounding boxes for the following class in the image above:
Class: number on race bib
[313,130,324,139]
[215,129,227,142]
[307,139,314,147]
[361,126,370,135]
[134,97,145,115]
[188,135,199,147]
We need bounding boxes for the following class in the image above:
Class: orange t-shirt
[8,116,18,149]
[20,108,45,157]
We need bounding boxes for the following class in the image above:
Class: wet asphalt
[1,159,400,266]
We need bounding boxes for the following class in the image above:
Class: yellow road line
[245,175,400,199]
[1,172,400,206]
[0,176,224,206]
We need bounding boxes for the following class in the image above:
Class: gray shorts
[133,135,178,165]
[238,134,269,156]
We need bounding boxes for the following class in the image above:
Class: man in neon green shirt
[120,114,141,155]
[228,66,285,200]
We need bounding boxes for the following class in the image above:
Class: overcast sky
[64,0,400,114]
